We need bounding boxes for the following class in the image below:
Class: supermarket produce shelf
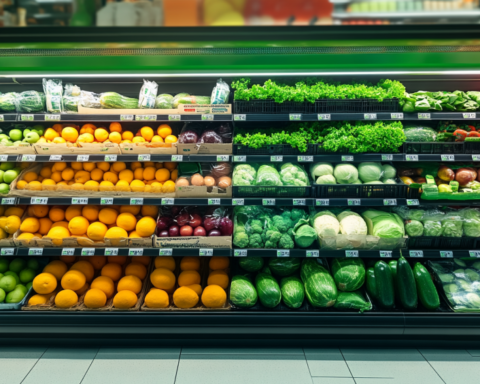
[332,11,480,20]
[11,154,229,163]
[1,247,478,259]
[13,114,233,123]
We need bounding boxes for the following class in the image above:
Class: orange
[132,137,145,144]
[155,162,164,169]
[83,162,96,172]
[151,136,163,143]
[61,127,79,143]
[157,124,172,139]
[38,217,53,235]
[33,273,57,294]
[40,167,52,178]
[133,256,151,267]
[84,288,107,309]
[44,128,59,141]
[163,162,177,171]
[105,226,128,240]
[28,294,49,306]
[80,124,96,134]
[96,162,110,172]
[114,180,130,192]
[16,233,34,241]
[113,290,137,309]
[207,270,229,290]
[71,162,82,171]
[116,213,137,231]
[52,123,63,133]
[150,268,176,291]
[89,256,107,270]
[154,256,175,271]
[165,135,178,144]
[84,180,100,191]
[135,217,156,237]
[109,132,122,144]
[130,162,142,171]
[51,171,62,183]
[43,260,68,280]
[68,216,90,236]
[60,255,76,263]
[107,256,128,265]
[82,206,99,222]
[77,133,94,143]
[23,171,38,183]
[5,206,24,217]
[119,206,141,215]
[186,284,203,296]
[90,168,104,181]
[52,162,67,172]
[20,217,40,233]
[103,172,118,184]
[130,180,145,193]
[173,287,199,309]
[178,270,201,287]
[155,168,170,182]
[143,167,156,181]
[46,226,71,246]
[171,169,178,181]
[118,169,134,183]
[55,289,78,308]
[130,230,141,237]
[94,128,109,142]
[122,131,134,140]
[180,257,200,271]
[26,181,42,191]
[61,168,74,181]
[145,289,169,308]
[141,205,158,218]
[48,207,65,222]
[61,270,86,291]
[71,261,95,282]
[201,285,227,308]
[111,162,126,173]
[50,221,69,229]
[16,180,28,190]
[209,257,230,271]
[133,168,144,180]
[117,275,142,294]
[75,282,90,296]
[75,170,90,184]
[101,263,122,282]
[65,206,82,221]
[140,127,154,141]
[109,122,123,133]
[87,222,108,241]
[53,137,67,144]
[162,180,175,193]
[99,181,115,192]
[71,183,85,191]
[91,276,115,298]
[125,262,147,280]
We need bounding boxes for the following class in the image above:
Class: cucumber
[374,261,395,309]
[366,267,377,300]
[413,263,440,310]
[255,272,281,308]
[396,257,418,310]
[99,92,138,109]
[388,260,398,298]
[454,259,467,268]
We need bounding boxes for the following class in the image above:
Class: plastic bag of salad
[138,79,158,109]
[63,84,81,114]
[210,79,230,104]
[43,78,63,113]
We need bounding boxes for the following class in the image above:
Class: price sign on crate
[407,199,419,206]
[289,114,301,121]
[28,248,43,256]
[472,155,480,161]
[104,155,117,162]
[348,199,361,206]
[168,115,181,121]
[129,248,144,256]
[318,114,331,121]
[1,198,15,205]
[469,251,480,258]
[298,156,313,162]
[100,198,114,205]
[22,155,36,162]
[171,155,183,161]
[406,155,418,161]
[345,250,359,257]
[441,154,455,161]
[234,250,248,257]
[135,115,156,121]
[293,199,306,206]
[217,155,229,162]
[202,114,214,121]
[277,250,290,257]
[120,115,134,121]
[0,155,8,162]
[0,115,4,122]
[380,251,392,258]
[382,155,393,161]
[138,154,151,161]
[61,248,75,256]
[31,197,48,205]
[77,155,89,162]
[418,113,431,120]
[0,248,14,256]
[234,114,246,121]
[306,250,319,258]
[130,198,144,205]
[342,156,354,162]
[49,155,62,161]
[232,199,244,206]
[440,251,453,258]
[159,248,173,256]
[262,199,275,206]
[391,113,404,119]
[161,198,174,205]
[270,156,283,162]
[208,198,221,205]
[233,156,246,162]
[81,248,95,256]
[199,248,213,257]
[316,199,329,206]
[104,248,119,256]
[72,198,88,205]
[364,114,377,120]
[383,199,397,206]
[21,114,34,121]
[45,114,61,121]
[463,113,476,119]
[409,250,424,258]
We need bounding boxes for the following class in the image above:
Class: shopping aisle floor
[1,347,480,384]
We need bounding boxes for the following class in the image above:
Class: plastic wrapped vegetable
[358,162,383,183]
[255,165,282,186]
[233,164,257,186]
[331,258,366,292]
[178,124,200,143]
[80,90,101,109]
[173,94,211,108]
[155,94,174,109]
[100,92,138,109]
[293,219,317,248]
[337,211,368,236]
[63,84,81,114]
[43,78,63,113]
[460,208,480,237]
[15,91,46,113]
[215,123,233,143]
[138,79,158,109]
[333,291,372,313]
[423,220,443,236]
[441,215,463,238]
[311,210,340,238]
[334,164,359,184]
[210,79,230,104]
[361,210,405,238]
[403,125,437,142]
[199,130,223,143]
[0,92,17,112]
[310,162,334,180]
[279,163,310,186]
[405,220,424,237]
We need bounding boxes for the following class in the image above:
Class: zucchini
[396,257,418,310]
[100,92,138,109]
[366,267,377,301]
[413,263,440,310]
[374,261,395,309]
[0,92,17,112]
[388,260,398,298]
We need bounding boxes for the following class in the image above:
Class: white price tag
[30,197,48,205]
[406,154,418,161]
[441,154,455,161]
[298,156,313,162]
[348,199,361,206]
[382,154,393,161]
[61,248,75,256]
[342,156,354,162]
[316,199,329,206]
[463,113,476,119]
[159,248,173,256]
[293,199,306,206]
[469,250,480,258]
[120,115,134,121]
[364,113,377,120]
[171,155,183,161]
[418,113,431,120]
[22,155,36,162]
[199,248,213,256]
[135,115,156,121]
[81,248,95,256]
[391,113,404,119]
[345,250,359,257]
[234,250,248,257]
[21,114,34,121]
[202,114,214,121]
[0,248,14,256]
[130,198,144,205]
[440,251,453,258]
[0,115,4,122]
[101,198,114,205]
[289,114,301,121]
[409,250,424,258]
[383,199,397,206]
[407,199,419,206]
[472,155,480,161]
[129,248,144,256]
[76,155,89,162]
[28,248,43,256]
[49,155,62,161]
[380,251,392,258]
[270,156,283,162]
[104,155,117,162]
[233,156,246,162]
[0,155,8,161]
[232,199,244,206]
[168,115,181,121]
[104,248,119,256]
[217,155,229,162]
[262,199,275,206]
[306,250,319,258]
[1,198,16,205]
[138,154,151,161]
[72,198,88,205]
[161,198,175,205]
[277,250,290,257]
[318,114,331,120]
[208,198,221,205]
[234,114,246,121]
[45,114,61,121]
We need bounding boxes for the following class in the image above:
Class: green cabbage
[406,220,424,237]
[361,210,405,238]
[461,208,480,237]
[358,162,382,183]
[316,175,336,184]
[382,178,396,184]
[312,210,340,237]
[256,165,282,186]
[331,258,366,292]
[423,220,443,236]
[382,164,396,179]
[442,216,463,238]
[337,211,368,235]
[293,219,317,248]
[310,162,333,179]
[334,164,358,184]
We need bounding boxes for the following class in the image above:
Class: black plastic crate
[313,180,408,199]
[464,141,480,154]
[403,142,464,154]
[233,144,315,156]
[232,185,312,198]
[234,99,276,114]
[408,236,477,249]
[406,186,422,200]
[275,101,315,114]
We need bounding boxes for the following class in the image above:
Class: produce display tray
[402,142,465,154]
[233,144,316,156]
[313,181,408,199]
[232,185,313,198]
[407,236,478,250]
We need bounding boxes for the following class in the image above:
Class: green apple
[1,140,13,147]
[0,162,15,171]
[0,184,9,195]
[0,275,17,292]
[33,125,45,135]
[0,170,4,183]
[23,128,31,137]
[19,268,35,284]
[0,288,5,303]
[0,134,9,141]
[3,169,18,184]
[0,259,8,273]
[15,284,27,295]
[24,132,40,144]
[6,289,25,303]
[9,258,25,273]
[8,129,23,142]
[5,271,19,285]
[27,258,39,270]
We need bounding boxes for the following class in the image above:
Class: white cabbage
[337,211,368,235]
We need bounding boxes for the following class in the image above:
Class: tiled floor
[1,347,479,384]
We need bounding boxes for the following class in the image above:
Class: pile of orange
[28,255,151,309]
[16,204,159,245]
[0,205,26,240]
[17,160,177,193]
[35,123,178,146]
[144,256,229,309]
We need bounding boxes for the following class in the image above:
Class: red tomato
[180,225,193,236]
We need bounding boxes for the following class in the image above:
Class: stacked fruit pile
[0,162,29,195]
[16,205,158,245]
[0,205,25,241]
[16,161,177,193]
[0,257,40,304]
